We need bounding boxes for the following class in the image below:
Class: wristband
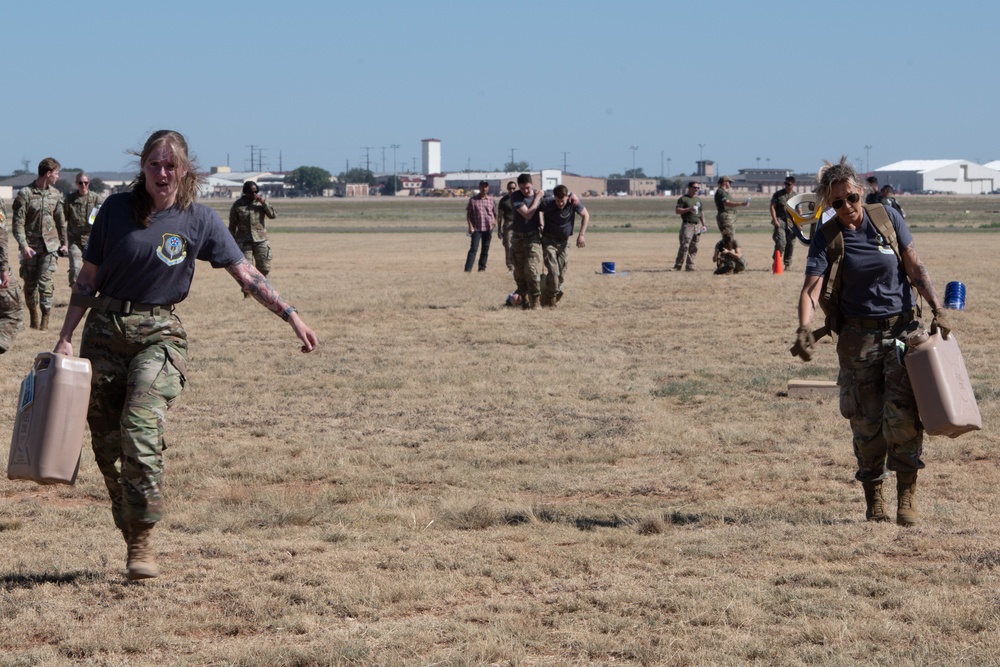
[281,306,297,322]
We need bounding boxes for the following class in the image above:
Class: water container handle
[34,353,53,373]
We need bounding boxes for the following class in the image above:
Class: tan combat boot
[896,472,920,527]
[39,311,50,332]
[27,305,39,330]
[126,522,160,580]
[862,480,890,522]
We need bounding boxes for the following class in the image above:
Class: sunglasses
[831,193,860,210]
[78,181,89,185]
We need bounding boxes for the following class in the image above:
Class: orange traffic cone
[772,250,783,275]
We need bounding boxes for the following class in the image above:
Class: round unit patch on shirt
[156,233,188,266]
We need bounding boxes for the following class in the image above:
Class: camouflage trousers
[674,222,700,270]
[771,221,795,269]
[80,309,188,529]
[837,319,924,483]
[510,232,542,299]
[0,281,24,353]
[68,231,90,288]
[541,237,569,303]
[239,239,272,276]
[20,250,58,313]
[500,225,514,271]
[716,211,735,237]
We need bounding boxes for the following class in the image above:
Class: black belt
[842,311,913,331]
[511,231,540,238]
[70,293,171,316]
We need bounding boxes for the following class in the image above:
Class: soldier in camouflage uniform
[228,181,276,282]
[64,172,103,288]
[769,176,796,271]
[12,157,67,331]
[713,175,749,238]
[497,181,517,272]
[54,130,319,581]
[0,196,25,353]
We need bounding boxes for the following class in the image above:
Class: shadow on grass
[0,570,103,590]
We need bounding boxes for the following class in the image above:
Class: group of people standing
[672,175,751,274]
[465,174,589,309]
[0,159,101,349]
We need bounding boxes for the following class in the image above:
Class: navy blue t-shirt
[510,190,543,233]
[84,192,245,305]
[539,196,585,240]
[805,206,914,319]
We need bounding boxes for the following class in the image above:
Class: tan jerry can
[903,331,982,438]
[7,352,92,485]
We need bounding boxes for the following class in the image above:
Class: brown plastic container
[904,331,981,438]
[7,353,92,485]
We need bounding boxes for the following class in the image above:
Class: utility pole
[667,157,671,178]
[390,144,399,194]
[246,145,257,171]
[361,147,374,173]
[508,148,516,170]
[380,147,386,173]
[561,152,569,173]
[864,145,872,173]
[698,143,705,164]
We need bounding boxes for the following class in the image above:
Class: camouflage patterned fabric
[19,252,59,314]
[0,197,24,353]
[12,183,66,314]
[836,319,924,483]
[770,188,795,269]
[64,191,103,287]
[510,231,542,302]
[497,194,515,271]
[80,309,188,529]
[229,196,275,276]
[541,238,569,303]
[12,183,66,253]
[714,187,736,236]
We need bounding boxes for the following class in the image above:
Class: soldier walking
[12,157,67,330]
[229,181,276,297]
[64,171,103,288]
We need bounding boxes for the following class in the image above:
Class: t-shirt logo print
[156,233,187,266]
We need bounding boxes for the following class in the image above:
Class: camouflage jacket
[64,191,103,238]
[12,183,67,253]
[228,196,276,243]
[0,197,9,273]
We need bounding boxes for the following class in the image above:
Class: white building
[422,138,441,175]
[876,160,1000,195]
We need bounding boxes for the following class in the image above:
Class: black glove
[790,326,815,361]
[931,310,952,340]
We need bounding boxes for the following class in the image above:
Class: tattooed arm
[901,243,944,313]
[54,261,100,356]
[226,259,319,353]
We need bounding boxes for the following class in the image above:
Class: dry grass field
[2,195,1000,666]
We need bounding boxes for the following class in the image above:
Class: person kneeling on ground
[713,232,746,274]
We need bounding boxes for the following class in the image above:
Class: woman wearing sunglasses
[794,156,949,527]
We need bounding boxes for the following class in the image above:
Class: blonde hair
[129,130,203,227]
[815,155,863,208]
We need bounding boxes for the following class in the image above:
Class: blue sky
[5,0,995,179]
